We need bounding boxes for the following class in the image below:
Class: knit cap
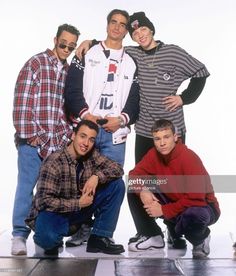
[128,12,155,37]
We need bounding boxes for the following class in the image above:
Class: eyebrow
[59,39,77,46]
[110,19,127,26]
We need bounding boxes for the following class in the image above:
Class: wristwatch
[118,116,126,128]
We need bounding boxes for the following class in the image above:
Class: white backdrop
[1,0,236,232]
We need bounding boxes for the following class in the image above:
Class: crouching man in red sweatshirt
[127,119,220,258]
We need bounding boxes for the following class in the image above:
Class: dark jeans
[135,134,185,164]
[128,192,219,245]
[34,178,125,250]
[164,204,219,245]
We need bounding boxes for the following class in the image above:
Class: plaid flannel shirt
[13,49,72,158]
[26,147,124,230]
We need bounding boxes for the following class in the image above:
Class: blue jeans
[12,144,42,238]
[33,178,125,250]
[95,127,126,167]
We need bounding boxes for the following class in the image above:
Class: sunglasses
[58,43,75,52]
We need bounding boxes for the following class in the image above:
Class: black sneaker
[44,241,63,256]
[86,234,124,254]
[167,231,187,249]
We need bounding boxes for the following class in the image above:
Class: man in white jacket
[65,9,139,167]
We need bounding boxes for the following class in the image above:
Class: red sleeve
[128,148,158,194]
[129,148,158,176]
[162,149,215,219]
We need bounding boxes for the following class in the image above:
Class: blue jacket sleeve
[121,68,140,125]
[64,55,88,118]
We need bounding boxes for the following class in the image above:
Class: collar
[139,40,163,55]
[100,41,125,62]
[46,48,68,68]
[157,143,184,165]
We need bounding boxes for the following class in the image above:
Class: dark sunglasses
[58,43,75,52]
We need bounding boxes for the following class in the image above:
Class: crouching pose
[127,119,220,258]
[26,120,125,255]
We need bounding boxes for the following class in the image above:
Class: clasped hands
[84,113,121,133]
[140,190,163,217]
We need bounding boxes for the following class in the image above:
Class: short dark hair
[107,9,129,27]
[56,23,80,39]
[151,119,176,134]
[74,120,99,134]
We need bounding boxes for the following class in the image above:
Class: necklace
[147,45,158,68]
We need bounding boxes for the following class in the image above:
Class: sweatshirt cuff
[79,108,89,119]
[120,112,129,125]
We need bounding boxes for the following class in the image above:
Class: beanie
[128,12,155,37]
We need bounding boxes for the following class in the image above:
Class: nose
[160,138,165,146]
[84,138,89,146]
[114,23,120,30]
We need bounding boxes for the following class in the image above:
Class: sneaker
[11,236,27,255]
[128,233,165,251]
[65,223,91,247]
[192,235,210,259]
[167,231,187,249]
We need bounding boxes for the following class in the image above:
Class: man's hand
[27,136,40,147]
[162,95,183,111]
[84,113,101,125]
[144,200,163,217]
[82,175,99,196]
[102,116,121,133]
[79,190,94,208]
[76,40,92,60]
[140,190,156,205]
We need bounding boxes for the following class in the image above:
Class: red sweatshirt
[129,143,220,220]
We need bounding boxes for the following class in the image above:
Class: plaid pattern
[25,147,123,230]
[13,49,72,158]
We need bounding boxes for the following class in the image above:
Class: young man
[127,12,210,163]
[64,9,139,247]
[127,119,220,258]
[26,120,125,255]
[64,9,139,167]
[12,23,80,255]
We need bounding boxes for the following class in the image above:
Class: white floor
[1,193,236,260]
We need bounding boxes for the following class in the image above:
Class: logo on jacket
[88,59,100,67]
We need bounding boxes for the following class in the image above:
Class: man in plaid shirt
[12,23,80,255]
[26,120,125,255]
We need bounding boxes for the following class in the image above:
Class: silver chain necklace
[147,45,159,67]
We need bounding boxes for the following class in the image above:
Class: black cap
[128,12,155,37]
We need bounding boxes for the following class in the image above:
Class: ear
[71,132,75,141]
[174,133,178,142]
[54,37,57,46]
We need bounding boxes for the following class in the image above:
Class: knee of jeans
[181,207,211,227]
[109,178,124,192]
[34,229,60,250]
[115,178,125,196]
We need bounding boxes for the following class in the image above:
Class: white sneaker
[128,234,165,252]
[11,236,27,255]
[192,235,210,259]
[65,224,91,247]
